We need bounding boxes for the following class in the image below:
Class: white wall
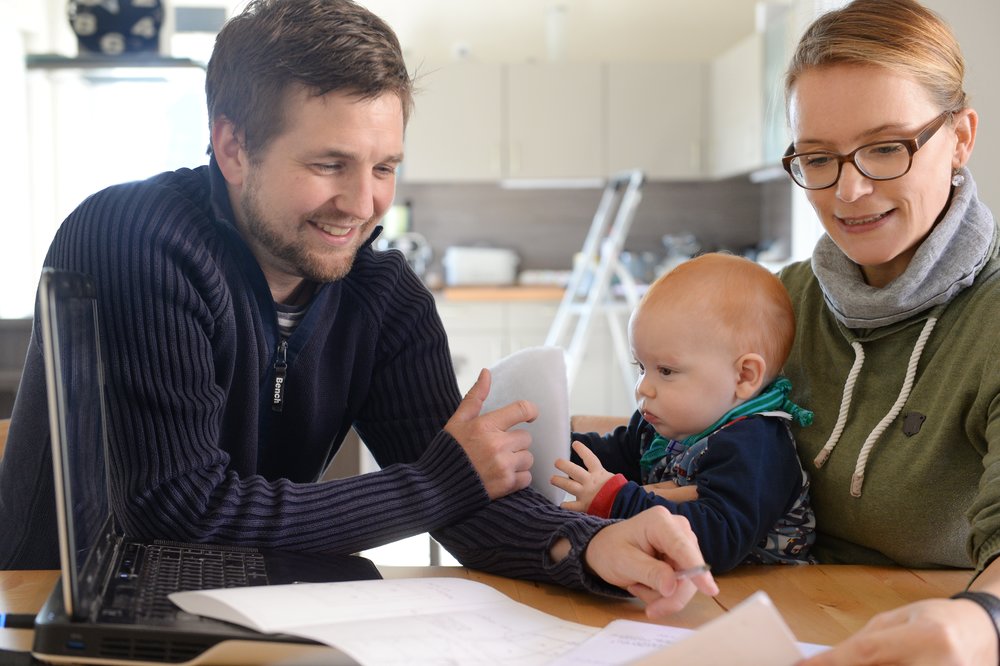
[1,0,41,317]
[0,0,210,318]
[923,0,999,211]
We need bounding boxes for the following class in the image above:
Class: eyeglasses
[781,112,950,190]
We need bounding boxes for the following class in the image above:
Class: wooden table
[0,565,973,657]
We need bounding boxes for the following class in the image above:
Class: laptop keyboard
[101,541,269,623]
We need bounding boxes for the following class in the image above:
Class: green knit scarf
[638,376,812,474]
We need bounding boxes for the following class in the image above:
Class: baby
[552,253,815,571]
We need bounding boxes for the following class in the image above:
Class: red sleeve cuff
[588,473,628,518]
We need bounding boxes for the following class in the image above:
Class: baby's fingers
[571,441,605,472]
[550,474,577,493]
[554,457,587,479]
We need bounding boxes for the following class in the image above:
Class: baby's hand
[644,480,699,504]
[551,441,615,512]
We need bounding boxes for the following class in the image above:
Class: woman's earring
[952,169,966,188]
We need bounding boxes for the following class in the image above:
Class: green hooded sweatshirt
[780,167,1000,573]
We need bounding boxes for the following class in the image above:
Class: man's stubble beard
[239,175,366,284]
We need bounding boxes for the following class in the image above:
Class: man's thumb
[451,368,491,422]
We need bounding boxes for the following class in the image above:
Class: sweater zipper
[272,340,288,412]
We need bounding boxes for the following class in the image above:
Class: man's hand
[583,506,719,618]
[551,440,615,512]
[444,368,537,500]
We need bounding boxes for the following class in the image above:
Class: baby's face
[628,301,743,441]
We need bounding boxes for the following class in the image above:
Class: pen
[673,564,711,581]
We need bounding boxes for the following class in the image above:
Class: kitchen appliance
[442,246,520,286]
[658,233,701,275]
[380,232,432,279]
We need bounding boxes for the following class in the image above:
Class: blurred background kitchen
[1,0,998,562]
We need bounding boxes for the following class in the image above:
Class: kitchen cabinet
[435,301,507,393]
[607,62,705,179]
[505,63,606,179]
[708,31,764,178]
[402,63,504,182]
[435,297,635,419]
[403,61,711,182]
[403,62,607,182]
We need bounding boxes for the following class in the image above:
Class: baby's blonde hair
[639,253,795,381]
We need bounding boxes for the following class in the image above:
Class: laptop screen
[39,269,113,619]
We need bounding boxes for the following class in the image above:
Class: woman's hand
[643,480,699,504]
[800,597,998,665]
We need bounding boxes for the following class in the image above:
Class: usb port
[65,639,85,650]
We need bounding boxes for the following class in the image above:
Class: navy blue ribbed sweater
[0,161,618,594]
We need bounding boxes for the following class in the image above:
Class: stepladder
[544,170,645,409]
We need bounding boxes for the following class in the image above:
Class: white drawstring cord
[814,341,865,468]
[849,316,938,497]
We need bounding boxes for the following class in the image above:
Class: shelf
[26,53,205,71]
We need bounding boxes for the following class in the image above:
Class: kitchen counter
[437,285,565,302]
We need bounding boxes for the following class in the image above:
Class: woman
[777,0,1000,663]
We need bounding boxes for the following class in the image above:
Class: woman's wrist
[951,590,1000,665]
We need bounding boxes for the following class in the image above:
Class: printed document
[552,591,828,665]
[171,578,827,666]
[172,576,595,665]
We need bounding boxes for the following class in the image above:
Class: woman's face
[788,65,975,287]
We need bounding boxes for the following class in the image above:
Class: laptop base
[32,580,358,665]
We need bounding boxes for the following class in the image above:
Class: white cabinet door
[505,63,606,179]
[708,32,763,178]
[437,298,632,418]
[404,62,708,182]
[448,332,505,396]
[436,302,505,394]
[566,316,637,419]
[505,302,559,355]
[607,62,705,180]
[402,63,504,182]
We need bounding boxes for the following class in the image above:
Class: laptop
[31,268,378,665]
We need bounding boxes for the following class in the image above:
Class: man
[0,0,715,617]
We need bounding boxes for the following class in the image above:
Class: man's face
[233,87,404,295]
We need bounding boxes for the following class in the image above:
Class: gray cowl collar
[811,167,997,328]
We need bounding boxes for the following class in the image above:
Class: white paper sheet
[546,620,696,665]
[630,591,828,665]
[172,579,830,666]
[481,345,570,504]
[170,577,596,666]
[551,592,829,666]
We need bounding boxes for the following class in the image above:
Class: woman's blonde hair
[785,0,967,114]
